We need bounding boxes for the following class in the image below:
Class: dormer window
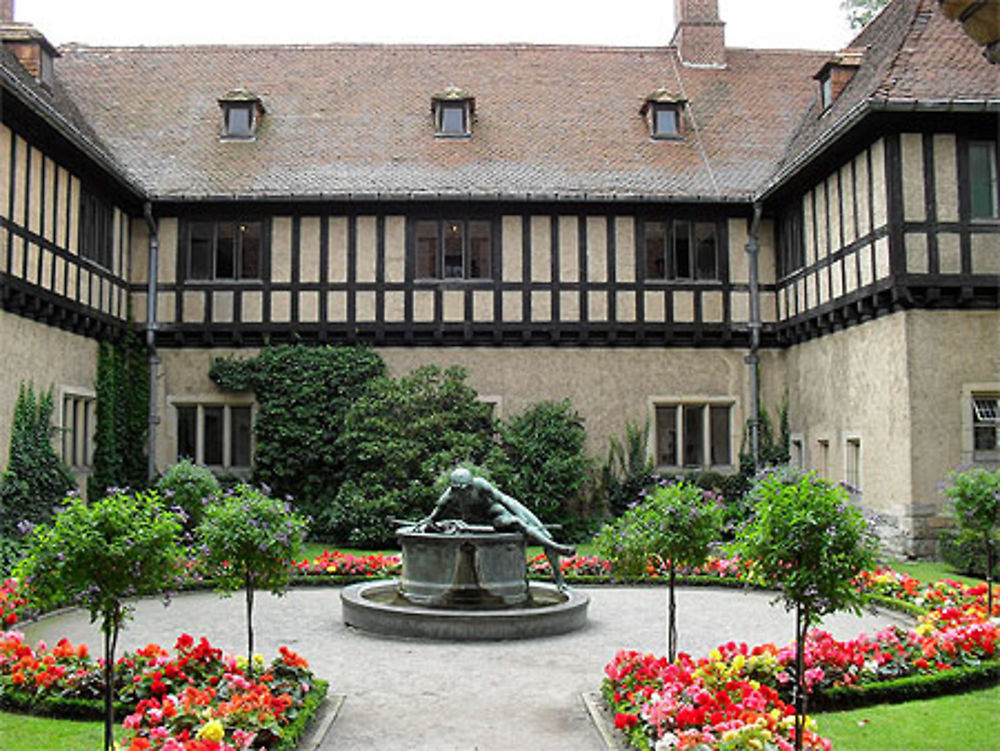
[0,22,60,90]
[641,90,686,140]
[813,48,864,113]
[218,88,264,141]
[432,86,474,138]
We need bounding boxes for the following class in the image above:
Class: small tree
[157,458,221,532]
[734,468,876,751]
[493,399,591,527]
[197,484,308,675]
[841,0,889,29]
[0,382,75,537]
[597,480,722,661]
[16,490,183,751]
[941,466,1000,616]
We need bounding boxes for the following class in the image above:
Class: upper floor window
[969,141,998,219]
[218,88,264,140]
[79,188,113,269]
[778,204,804,277]
[186,220,263,281]
[640,89,686,140]
[414,218,491,279]
[643,219,718,280]
[432,86,474,137]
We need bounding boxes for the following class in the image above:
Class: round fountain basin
[397,527,528,608]
[341,580,590,640]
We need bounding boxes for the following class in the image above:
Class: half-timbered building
[0,0,996,555]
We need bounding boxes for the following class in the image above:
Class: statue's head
[450,468,474,489]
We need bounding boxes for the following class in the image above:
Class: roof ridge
[57,41,677,54]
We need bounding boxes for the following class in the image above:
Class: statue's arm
[416,487,451,527]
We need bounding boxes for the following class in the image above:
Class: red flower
[614,712,638,730]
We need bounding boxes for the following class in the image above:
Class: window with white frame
[654,401,732,470]
[972,395,999,458]
[61,392,96,470]
[175,403,253,470]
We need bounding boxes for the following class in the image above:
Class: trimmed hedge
[812,662,1000,711]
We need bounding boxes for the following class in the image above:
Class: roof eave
[757,95,1000,201]
[149,190,756,205]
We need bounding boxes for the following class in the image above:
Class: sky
[14,0,858,51]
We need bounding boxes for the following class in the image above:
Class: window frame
[642,218,720,281]
[59,388,96,471]
[78,187,114,270]
[968,140,999,221]
[967,389,1000,463]
[650,397,735,471]
[844,433,862,494]
[411,217,494,281]
[184,218,266,282]
[650,103,683,140]
[171,399,255,473]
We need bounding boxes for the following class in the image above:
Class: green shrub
[940,465,1000,613]
[492,399,591,528]
[938,526,989,577]
[327,366,497,546]
[88,328,149,498]
[156,459,221,531]
[0,382,75,537]
[197,484,309,674]
[596,420,656,517]
[209,344,386,523]
[682,469,751,535]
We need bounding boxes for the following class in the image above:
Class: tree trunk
[245,573,255,679]
[987,541,995,619]
[793,603,810,751]
[102,609,120,751]
[667,564,678,662]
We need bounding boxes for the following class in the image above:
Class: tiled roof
[51,42,828,202]
[768,0,999,194]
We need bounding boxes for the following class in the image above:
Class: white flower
[655,732,679,750]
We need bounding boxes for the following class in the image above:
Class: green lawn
[816,684,1000,751]
[883,558,985,588]
[0,712,115,751]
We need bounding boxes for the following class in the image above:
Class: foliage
[596,479,723,660]
[326,365,497,546]
[15,489,183,751]
[596,420,657,517]
[939,526,990,578]
[89,328,150,498]
[156,458,220,532]
[197,484,309,672]
[940,466,1000,614]
[841,0,889,29]
[491,399,591,527]
[681,469,751,536]
[733,467,877,751]
[209,344,385,524]
[0,382,75,538]
[0,535,26,577]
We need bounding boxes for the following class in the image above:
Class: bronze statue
[413,468,576,590]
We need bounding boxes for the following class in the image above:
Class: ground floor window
[61,392,96,469]
[176,403,253,469]
[654,401,732,470]
[972,395,999,458]
[845,436,861,492]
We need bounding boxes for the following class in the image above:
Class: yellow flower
[196,719,225,743]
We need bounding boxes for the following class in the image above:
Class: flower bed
[602,568,1000,750]
[0,631,325,751]
[292,549,400,579]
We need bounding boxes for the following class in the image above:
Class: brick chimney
[0,1,13,24]
[672,0,726,68]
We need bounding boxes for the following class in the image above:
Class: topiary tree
[209,344,385,524]
[156,458,221,532]
[941,466,1000,616]
[733,468,876,751]
[15,490,183,751]
[492,399,591,529]
[328,365,498,546]
[0,382,75,537]
[197,484,308,676]
[596,479,722,661]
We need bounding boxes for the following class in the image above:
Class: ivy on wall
[88,327,150,498]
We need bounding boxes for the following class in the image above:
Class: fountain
[341,469,589,640]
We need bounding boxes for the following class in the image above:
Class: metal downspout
[143,203,160,482]
[745,202,763,472]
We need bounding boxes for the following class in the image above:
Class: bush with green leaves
[732,467,876,751]
[940,466,1000,615]
[16,490,183,751]
[0,382,75,537]
[88,327,150,499]
[156,458,220,531]
[596,479,722,660]
[209,344,385,523]
[596,420,657,517]
[491,399,591,529]
[197,484,309,674]
[326,365,497,546]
